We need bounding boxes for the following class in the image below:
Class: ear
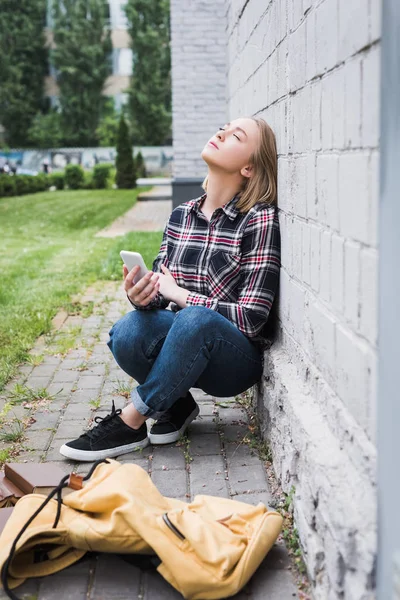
[240,164,253,179]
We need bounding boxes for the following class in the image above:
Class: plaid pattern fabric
[135,192,281,346]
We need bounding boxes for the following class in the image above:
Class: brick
[359,248,378,346]
[231,491,274,509]
[290,156,307,219]
[369,150,379,247]
[217,406,247,424]
[361,46,380,148]
[152,446,186,471]
[315,0,338,74]
[344,56,362,148]
[45,439,75,461]
[52,369,79,384]
[26,410,60,431]
[301,221,311,285]
[344,240,361,327]
[221,422,249,442]
[54,420,87,439]
[24,429,53,452]
[143,569,183,600]
[316,154,339,230]
[335,324,371,429]
[310,224,321,293]
[0,577,39,600]
[63,403,92,420]
[304,301,336,388]
[338,153,370,244]
[288,20,306,91]
[37,555,91,600]
[25,375,52,390]
[75,375,104,390]
[338,0,369,62]
[228,463,269,495]
[189,433,221,455]
[30,364,58,378]
[251,560,299,598]
[89,554,141,599]
[151,468,187,498]
[291,217,302,279]
[320,230,332,303]
[224,442,261,466]
[331,234,345,314]
[189,454,228,498]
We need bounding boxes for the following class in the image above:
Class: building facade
[45,0,132,111]
[170,1,381,598]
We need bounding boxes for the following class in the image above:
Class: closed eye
[218,127,240,141]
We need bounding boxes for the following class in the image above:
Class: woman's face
[201,117,260,177]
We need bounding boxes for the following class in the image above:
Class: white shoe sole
[148,405,200,445]
[59,436,149,462]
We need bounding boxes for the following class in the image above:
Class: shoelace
[1,458,110,600]
[84,400,123,442]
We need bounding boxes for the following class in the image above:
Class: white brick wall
[170,0,228,180]
[226,0,380,598]
[170,0,380,596]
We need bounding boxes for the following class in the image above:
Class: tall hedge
[51,0,113,146]
[116,116,136,189]
[125,0,172,145]
[0,0,48,148]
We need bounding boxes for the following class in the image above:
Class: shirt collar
[188,192,240,221]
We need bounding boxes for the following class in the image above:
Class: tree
[116,115,136,188]
[27,109,64,149]
[124,0,172,145]
[51,0,112,146]
[95,98,121,147]
[0,0,48,148]
[135,151,147,178]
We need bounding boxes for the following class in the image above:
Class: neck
[203,169,242,210]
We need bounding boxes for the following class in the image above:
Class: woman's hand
[157,264,179,301]
[123,265,160,307]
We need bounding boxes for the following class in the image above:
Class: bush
[14,175,31,196]
[92,163,112,189]
[0,175,16,197]
[135,151,147,178]
[82,171,94,190]
[65,164,84,189]
[116,115,136,189]
[50,172,65,190]
[34,173,49,192]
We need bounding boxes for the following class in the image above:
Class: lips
[208,141,219,149]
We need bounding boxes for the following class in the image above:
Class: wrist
[173,287,189,308]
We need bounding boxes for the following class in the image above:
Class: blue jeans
[107,306,263,418]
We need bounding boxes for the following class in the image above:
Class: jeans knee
[107,312,142,360]
[175,305,217,336]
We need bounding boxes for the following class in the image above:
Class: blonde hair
[201,117,278,213]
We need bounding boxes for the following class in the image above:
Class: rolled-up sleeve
[186,206,281,338]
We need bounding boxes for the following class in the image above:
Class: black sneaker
[148,391,200,445]
[59,400,149,462]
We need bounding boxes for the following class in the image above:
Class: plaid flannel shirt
[135,192,281,347]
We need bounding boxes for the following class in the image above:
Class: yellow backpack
[0,459,283,599]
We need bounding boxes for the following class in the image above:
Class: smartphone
[120,251,150,284]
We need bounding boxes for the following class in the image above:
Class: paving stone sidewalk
[0,280,300,599]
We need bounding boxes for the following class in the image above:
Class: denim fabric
[107,306,263,419]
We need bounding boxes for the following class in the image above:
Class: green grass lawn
[0,188,163,391]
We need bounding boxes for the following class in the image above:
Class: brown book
[0,507,14,535]
[0,473,23,507]
[4,463,70,496]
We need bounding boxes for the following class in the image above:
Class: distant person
[42,159,51,174]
